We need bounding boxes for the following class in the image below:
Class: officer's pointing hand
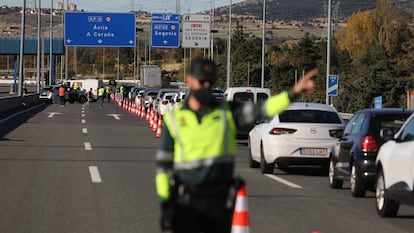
[291,68,318,95]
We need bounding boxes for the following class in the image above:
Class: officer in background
[119,85,126,99]
[98,86,105,108]
[105,85,111,103]
[58,85,66,106]
[155,58,318,233]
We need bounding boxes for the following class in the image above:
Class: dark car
[211,88,224,101]
[329,108,414,197]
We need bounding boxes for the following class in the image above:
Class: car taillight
[269,128,296,135]
[161,100,168,105]
[361,135,378,152]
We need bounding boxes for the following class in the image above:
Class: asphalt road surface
[0,101,413,233]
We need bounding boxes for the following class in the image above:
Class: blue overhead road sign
[151,13,180,48]
[64,12,136,47]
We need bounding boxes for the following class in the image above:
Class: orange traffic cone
[149,108,154,128]
[156,115,162,138]
[152,112,158,132]
[140,105,146,119]
[146,106,150,121]
[231,184,250,233]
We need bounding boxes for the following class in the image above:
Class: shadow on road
[0,103,47,141]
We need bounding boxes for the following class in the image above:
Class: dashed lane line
[84,142,92,151]
[88,166,102,183]
[82,128,88,134]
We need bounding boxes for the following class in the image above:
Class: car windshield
[234,92,254,102]
[370,114,412,139]
[279,110,342,124]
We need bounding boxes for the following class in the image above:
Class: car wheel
[350,163,366,197]
[260,143,274,174]
[78,95,87,104]
[376,169,399,217]
[329,156,343,189]
[248,138,259,168]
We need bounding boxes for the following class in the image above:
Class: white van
[224,87,271,104]
[65,79,104,100]
[224,87,271,139]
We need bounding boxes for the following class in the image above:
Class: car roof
[354,108,414,115]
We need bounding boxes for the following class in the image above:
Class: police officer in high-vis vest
[155,58,318,233]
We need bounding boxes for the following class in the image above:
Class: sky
[2,0,243,14]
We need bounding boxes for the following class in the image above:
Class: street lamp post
[226,0,232,89]
[36,0,41,91]
[326,0,332,105]
[49,0,53,85]
[18,0,26,96]
[261,0,266,88]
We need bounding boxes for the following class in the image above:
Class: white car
[375,113,414,217]
[157,92,179,115]
[248,102,344,174]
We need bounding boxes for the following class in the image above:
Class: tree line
[214,0,414,113]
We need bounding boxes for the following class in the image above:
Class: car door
[337,113,366,176]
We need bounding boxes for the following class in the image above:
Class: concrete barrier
[0,94,40,114]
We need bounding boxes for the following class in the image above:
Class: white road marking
[81,114,85,117]
[106,114,122,120]
[81,119,86,124]
[46,112,61,118]
[84,142,92,150]
[82,128,88,134]
[88,166,102,183]
[81,110,85,113]
[264,174,302,189]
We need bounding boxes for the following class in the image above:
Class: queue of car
[244,100,414,218]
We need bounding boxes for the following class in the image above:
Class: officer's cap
[189,58,217,84]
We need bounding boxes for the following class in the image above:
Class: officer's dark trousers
[172,192,233,233]
[172,204,232,233]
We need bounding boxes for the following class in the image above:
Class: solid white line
[81,119,86,124]
[82,128,88,134]
[264,174,302,189]
[88,166,102,183]
[84,142,92,150]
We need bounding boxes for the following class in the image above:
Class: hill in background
[214,0,413,21]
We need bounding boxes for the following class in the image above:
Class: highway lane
[0,101,413,233]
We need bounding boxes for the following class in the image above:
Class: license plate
[300,148,327,156]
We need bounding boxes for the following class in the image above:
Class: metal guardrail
[0,69,14,74]
[338,112,353,122]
